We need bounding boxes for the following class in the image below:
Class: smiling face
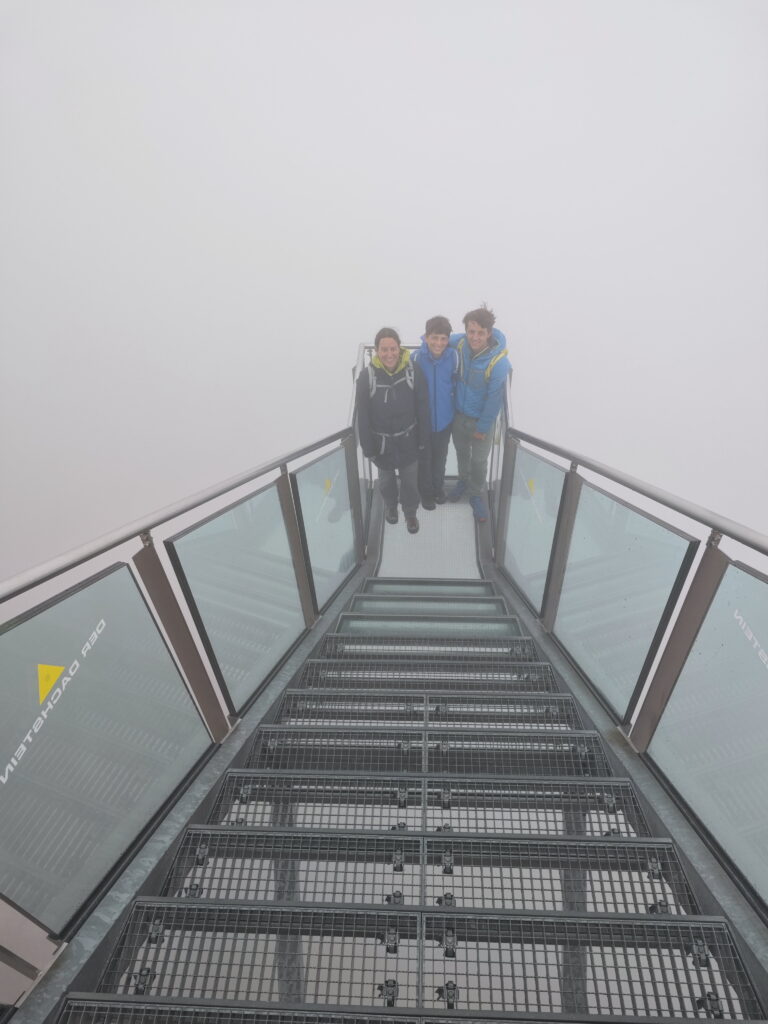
[376,335,401,371]
[465,320,492,353]
[425,332,450,358]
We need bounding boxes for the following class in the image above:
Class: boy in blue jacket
[448,305,511,522]
[412,315,457,509]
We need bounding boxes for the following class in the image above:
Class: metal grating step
[96,902,763,1018]
[335,614,524,639]
[319,634,539,660]
[57,1002,419,1024]
[160,828,698,916]
[244,729,611,777]
[425,731,612,777]
[295,658,558,691]
[362,578,498,597]
[348,595,510,617]
[270,692,583,731]
[209,774,651,838]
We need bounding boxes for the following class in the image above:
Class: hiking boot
[406,515,420,534]
[421,498,436,511]
[385,507,399,525]
[469,495,488,522]
[433,491,447,505]
[448,481,467,502]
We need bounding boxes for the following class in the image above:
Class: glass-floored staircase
[54,576,765,1023]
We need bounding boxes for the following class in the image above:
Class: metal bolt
[385,891,403,905]
[392,847,404,872]
[147,918,164,945]
[443,927,457,958]
[440,785,452,810]
[689,940,711,967]
[437,981,459,1008]
[195,843,209,866]
[696,992,723,1019]
[442,849,454,875]
[385,926,399,954]
[378,979,399,1007]
[397,784,408,809]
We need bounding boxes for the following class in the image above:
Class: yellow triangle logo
[38,665,65,704]
[324,478,332,494]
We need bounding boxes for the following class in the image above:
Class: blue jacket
[412,338,458,433]
[450,328,511,435]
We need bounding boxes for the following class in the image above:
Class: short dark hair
[463,304,496,332]
[425,315,452,336]
[374,327,402,349]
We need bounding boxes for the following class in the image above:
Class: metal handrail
[0,427,353,603]
[509,426,768,558]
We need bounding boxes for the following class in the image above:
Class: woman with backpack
[356,327,431,535]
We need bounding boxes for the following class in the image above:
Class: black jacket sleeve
[355,369,376,459]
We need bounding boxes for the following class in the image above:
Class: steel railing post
[627,532,729,752]
[133,536,233,743]
[539,464,583,632]
[276,467,318,627]
[493,433,518,565]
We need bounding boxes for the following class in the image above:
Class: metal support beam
[342,433,366,562]
[493,434,518,566]
[627,532,729,752]
[133,537,233,743]
[276,468,318,627]
[540,465,583,632]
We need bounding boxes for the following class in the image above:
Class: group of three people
[356,305,511,534]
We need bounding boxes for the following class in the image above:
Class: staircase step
[336,613,523,638]
[362,577,497,597]
[319,633,539,660]
[295,657,557,691]
[244,728,613,777]
[56,1002,419,1024]
[161,827,699,915]
[210,772,651,837]
[95,901,763,1018]
[269,692,584,730]
[349,594,509,617]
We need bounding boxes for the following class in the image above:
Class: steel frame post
[342,433,366,561]
[540,465,583,632]
[627,532,729,752]
[493,433,518,566]
[133,536,233,743]
[276,468,318,627]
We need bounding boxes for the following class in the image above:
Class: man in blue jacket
[412,315,457,509]
[448,305,511,522]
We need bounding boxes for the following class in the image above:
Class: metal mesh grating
[272,692,582,730]
[296,658,558,691]
[247,729,426,773]
[424,779,650,838]
[421,915,762,1017]
[162,830,422,905]
[57,1002,417,1024]
[426,732,612,777]
[210,774,424,831]
[422,839,698,915]
[319,634,540,661]
[98,904,421,1008]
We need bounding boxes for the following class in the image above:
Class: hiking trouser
[419,424,452,501]
[452,412,493,497]
[378,459,419,516]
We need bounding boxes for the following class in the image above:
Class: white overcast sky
[1,0,767,582]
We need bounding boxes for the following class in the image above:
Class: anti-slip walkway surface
[377,501,481,579]
[49,569,767,1023]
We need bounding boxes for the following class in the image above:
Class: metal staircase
[53,576,766,1023]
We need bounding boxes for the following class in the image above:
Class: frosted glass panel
[171,485,305,710]
[0,567,210,931]
[555,485,692,717]
[503,448,565,610]
[649,565,768,905]
[294,448,357,608]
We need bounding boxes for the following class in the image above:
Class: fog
[2,0,767,583]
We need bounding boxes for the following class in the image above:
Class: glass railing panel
[554,484,693,717]
[293,447,357,609]
[336,614,523,637]
[0,566,211,932]
[503,447,566,611]
[648,564,768,906]
[169,484,305,710]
